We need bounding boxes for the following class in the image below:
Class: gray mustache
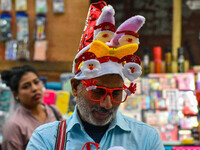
[92,107,114,114]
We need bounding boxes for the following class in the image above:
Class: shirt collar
[67,106,84,132]
[108,111,131,132]
[67,106,131,132]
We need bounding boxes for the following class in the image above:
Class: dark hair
[1,65,39,93]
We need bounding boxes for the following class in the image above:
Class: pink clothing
[2,104,63,150]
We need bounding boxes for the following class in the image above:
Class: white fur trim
[75,61,125,81]
[122,62,142,81]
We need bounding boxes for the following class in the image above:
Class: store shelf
[0,60,73,81]
[163,141,182,146]
[0,60,72,72]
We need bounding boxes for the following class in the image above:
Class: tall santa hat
[73,1,145,83]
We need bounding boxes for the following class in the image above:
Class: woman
[1,65,63,150]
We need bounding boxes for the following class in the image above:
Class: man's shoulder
[120,113,157,132]
[34,121,60,135]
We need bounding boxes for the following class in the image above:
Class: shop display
[165,47,172,73]
[173,146,200,150]
[1,0,12,12]
[55,91,70,115]
[178,47,185,73]
[15,0,27,11]
[33,40,47,61]
[0,84,12,112]
[176,73,195,91]
[5,40,17,60]
[0,13,12,42]
[53,0,65,13]
[59,73,76,114]
[0,79,16,145]
[153,46,162,73]
[16,12,29,41]
[43,89,57,105]
[34,15,46,40]
[119,73,199,145]
[143,47,150,75]
[17,39,29,60]
[36,0,48,14]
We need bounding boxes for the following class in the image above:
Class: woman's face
[16,72,43,109]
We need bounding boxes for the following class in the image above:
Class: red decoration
[81,79,97,88]
[94,22,116,32]
[121,55,141,65]
[103,34,108,38]
[75,54,141,75]
[127,38,133,43]
[116,30,139,38]
[124,82,137,95]
[75,52,97,74]
[130,67,135,73]
[78,1,107,51]
[98,56,120,63]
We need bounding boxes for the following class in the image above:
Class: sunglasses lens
[112,90,127,103]
[90,87,127,103]
[90,87,106,101]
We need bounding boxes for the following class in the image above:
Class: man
[26,1,164,150]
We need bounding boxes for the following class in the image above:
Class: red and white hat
[72,1,145,82]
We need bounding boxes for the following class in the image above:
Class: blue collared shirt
[26,106,164,150]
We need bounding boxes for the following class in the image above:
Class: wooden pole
[172,0,182,72]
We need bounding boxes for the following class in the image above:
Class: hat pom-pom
[80,59,101,78]
[122,62,142,81]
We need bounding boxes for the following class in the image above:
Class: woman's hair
[1,65,39,93]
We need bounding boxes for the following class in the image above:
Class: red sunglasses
[81,80,128,103]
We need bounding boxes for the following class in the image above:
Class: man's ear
[71,78,80,96]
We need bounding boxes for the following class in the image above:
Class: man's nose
[99,93,113,109]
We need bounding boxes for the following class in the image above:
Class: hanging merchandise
[165,47,172,73]
[143,47,150,75]
[5,40,17,60]
[53,0,65,13]
[56,91,70,115]
[34,15,46,40]
[178,47,185,73]
[17,39,29,60]
[0,82,12,112]
[15,0,27,11]
[0,13,12,42]
[16,12,29,41]
[33,40,48,61]
[36,0,48,14]
[1,0,12,12]
[153,46,162,73]
[43,90,56,105]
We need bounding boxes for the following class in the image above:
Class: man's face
[71,74,124,126]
